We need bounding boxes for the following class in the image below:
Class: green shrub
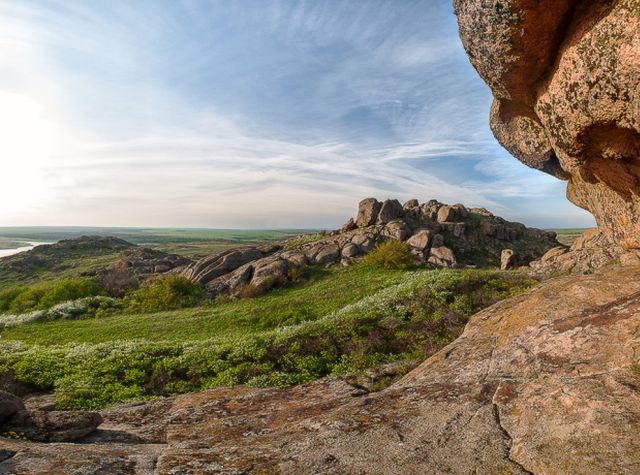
[0,287,23,312]
[362,240,414,270]
[0,278,103,314]
[124,275,205,312]
[37,279,103,310]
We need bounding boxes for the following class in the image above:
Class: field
[550,228,590,247]
[1,266,406,345]
[0,263,536,410]
[0,227,310,258]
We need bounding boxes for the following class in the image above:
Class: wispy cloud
[0,0,593,228]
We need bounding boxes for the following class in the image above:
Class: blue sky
[0,0,594,228]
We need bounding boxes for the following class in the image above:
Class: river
[0,242,51,258]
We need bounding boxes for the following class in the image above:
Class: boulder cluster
[182,197,559,295]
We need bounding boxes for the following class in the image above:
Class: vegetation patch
[0,267,536,410]
[362,240,414,269]
[123,275,205,313]
[0,278,103,314]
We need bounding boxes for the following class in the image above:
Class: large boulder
[313,244,340,266]
[406,229,432,251]
[382,220,411,241]
[376,199,404,225]
[454,0,640,251]
[183,245,280,285]
[3,410,102,442]
[403,199,419,209]
[436,205,458,223]
[500,249,518,270]
[355,198,382,227]
[427,246,457,267]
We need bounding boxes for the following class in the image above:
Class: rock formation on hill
[181,198,559,296]
[454,0,640,252]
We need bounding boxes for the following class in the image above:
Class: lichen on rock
[454,0,640,250]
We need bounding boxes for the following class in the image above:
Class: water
[0,242,50,258]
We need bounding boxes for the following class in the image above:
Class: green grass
[0,266,537,410]
[1,265,406,345]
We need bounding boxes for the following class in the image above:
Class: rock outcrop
[453,0,640,251]
[181,198,559,296]
[531,228,640,275]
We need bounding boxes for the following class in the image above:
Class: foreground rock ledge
[2,265,640,474]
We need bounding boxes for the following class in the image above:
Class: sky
[0,0,595,229]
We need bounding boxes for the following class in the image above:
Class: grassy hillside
[0,239,130,290]
[1,266,406,344]
[0,264,536,410]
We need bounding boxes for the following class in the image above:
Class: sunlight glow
[0,91,50,211]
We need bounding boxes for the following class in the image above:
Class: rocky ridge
[0,236,191,286]
[182,198,559,296]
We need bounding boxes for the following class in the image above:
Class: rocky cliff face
[454,0,640,251]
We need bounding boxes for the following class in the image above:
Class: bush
[362,240,414,270]
[124,275,205,312]
[0,278,103,314]
[0,296,119,328]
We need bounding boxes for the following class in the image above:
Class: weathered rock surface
[182,245,280,284]
[115,247,191,276]
[530,228,640,275]
[181,198,559,296]
[4,266,640,473]
[0,392,23,425]
[454,0,640,251]
[355,198,382,227]
[3,410,102,443]
[376,199,403,224]
[500,249,517,270]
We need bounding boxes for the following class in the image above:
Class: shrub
[0,287,23,312]
[362,240,414,270]
[36,279,103,310]
[46,296,118,320]
[124,275,205,312]
[0,296,119,328]
[0,278,103,314]
[94,262,140,297]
